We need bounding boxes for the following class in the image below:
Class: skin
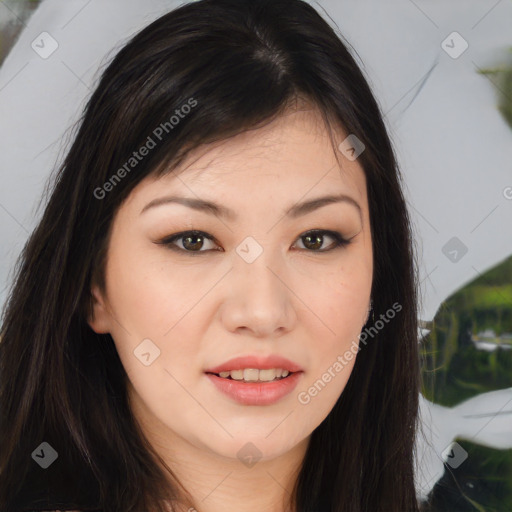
[88,106,373,512]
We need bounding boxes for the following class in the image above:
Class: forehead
[132,107,368,211]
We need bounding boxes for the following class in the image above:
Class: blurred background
[421,255,512,511]
[0,0,39,64]
[1,1,511,510]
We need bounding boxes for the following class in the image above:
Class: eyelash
[156,229,352,255]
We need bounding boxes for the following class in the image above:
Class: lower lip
[205,372,303,405]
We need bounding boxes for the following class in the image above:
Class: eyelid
[155,229,353,254]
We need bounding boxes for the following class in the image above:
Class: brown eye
[295,230,351,252]
[181,233,207,251]
[158,230,218,254]
[156,229,351,255]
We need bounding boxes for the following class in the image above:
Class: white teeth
[257,369,277,381]
[216,368,292,382]
[230,369,244,380]
[244,368,260,381]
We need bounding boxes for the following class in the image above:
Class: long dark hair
[0,0,421,510]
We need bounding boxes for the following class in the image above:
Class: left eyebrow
[140,193,362,222]
[285,194,362,222]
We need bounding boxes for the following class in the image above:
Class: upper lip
[205,355,303,374]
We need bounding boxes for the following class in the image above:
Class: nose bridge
[233,234,283,296]
[222,234,295,335]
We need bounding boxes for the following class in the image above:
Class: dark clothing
[7,462,330,512]
[5,458,101,512]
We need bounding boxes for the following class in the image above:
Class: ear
[87,283,112,334]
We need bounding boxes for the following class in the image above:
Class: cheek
[299,259,370,398]
[308,261,371,336]
[310,288,364,373]
[105,241,208,337]
[104,246,210,375]
[105,260,204,421]
[106,269,202,372]
[296,281,364,416]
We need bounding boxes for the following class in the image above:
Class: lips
[206,371,303,405]
[204,354,303,374]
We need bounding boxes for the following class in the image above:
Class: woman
[0,0,422,510]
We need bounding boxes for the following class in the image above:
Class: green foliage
[478,48,512,131]
[421,255,512,405]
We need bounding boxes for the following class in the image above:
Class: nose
[219,248,297,338]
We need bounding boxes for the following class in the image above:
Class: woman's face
[88,107,373,466]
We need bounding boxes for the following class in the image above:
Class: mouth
[205,369,303,405]
[205,368,299,383]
